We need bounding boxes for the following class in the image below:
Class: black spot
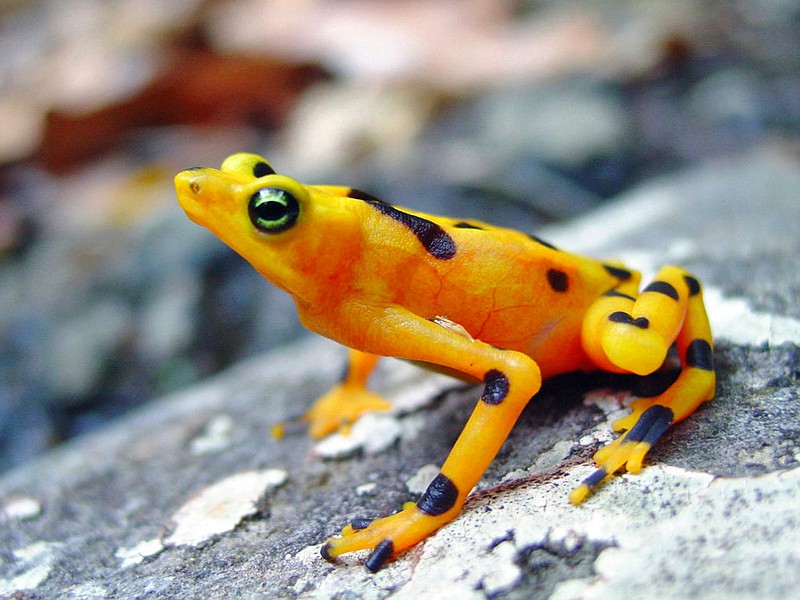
[453,221,484,230]
[547,269,569,292]
[603,289,636,301]
[354,192,457,260]
[185,166,204,171]
[624,405,674,445]
[365,539,394,573]
[604,265,633,281]
[685,339,714,371]
[481,369,510,405]
[529,235,558,250]
[252,161,275,177]
[609,311,650,329]
[684,275,701,296]
[417,473,459,516]
[643,281,679,300]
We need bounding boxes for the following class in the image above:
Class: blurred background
[0,0,798,473]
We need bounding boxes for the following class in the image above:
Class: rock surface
[1,149,799,598]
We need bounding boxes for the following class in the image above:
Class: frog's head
[175,153,360,302]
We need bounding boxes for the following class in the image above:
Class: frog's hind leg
[571,266,715,504]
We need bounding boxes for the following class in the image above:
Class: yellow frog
[174,153,715,572]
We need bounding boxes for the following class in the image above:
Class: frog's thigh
[572,268,715,503]
[582,265,694,375]
[322,306,542,570]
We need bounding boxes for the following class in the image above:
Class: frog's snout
[174,169,210,221]
[174,169,203,194]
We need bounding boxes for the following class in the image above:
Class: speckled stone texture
[1,151,798,599]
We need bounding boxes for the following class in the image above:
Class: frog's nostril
[174,171,204,198]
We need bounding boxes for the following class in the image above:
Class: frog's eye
[248,187,300,233]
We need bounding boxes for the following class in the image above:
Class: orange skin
[175,153,715,572]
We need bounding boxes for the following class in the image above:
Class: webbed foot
[304,383,391,438]
[569,403,673,504]
[321,501,451,572]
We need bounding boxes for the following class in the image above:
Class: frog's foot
[304,384,391,439]
[569,404,673,505]
[321,501,453,572]
[609,396,657,433]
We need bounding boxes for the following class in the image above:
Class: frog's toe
[321,536,395,573]
[321,502,448,572]
[610,397,656,432]
[304,384,391,438]
[569,404,674,505]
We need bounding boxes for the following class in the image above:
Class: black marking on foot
[581,468,608,489]
[350,517,373,531]
[685,339,714,371]
[547,268,569,292]
[608,311,650,329]
[603,289,636,301]
[481,369,510,405]
[418,473,459,516]
[624,405,674,446]
[453,221,484,230]
[643,281,679,300]
[352,190,457,260]
[604,264,633,281]
[529,235,559,250]
[320,542,334,561]
[253,161,275,177]
[684,275,701,296]
[365,539,394,573]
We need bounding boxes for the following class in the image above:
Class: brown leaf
[38,49,328,173]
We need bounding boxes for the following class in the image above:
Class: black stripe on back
[453,221,484,230]
[528,235,559,250]
[351,189,457,260]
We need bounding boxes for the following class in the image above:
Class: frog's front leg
[304,349,391,438]
[320,305,542,571]
[572,266,715,503]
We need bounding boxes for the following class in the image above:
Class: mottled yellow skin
[175,153,716,572]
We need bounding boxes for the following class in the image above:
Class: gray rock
[1,150,798,598]
[476,81,629,168]
[43,299,133,401]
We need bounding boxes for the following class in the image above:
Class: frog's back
[347,203,638,376]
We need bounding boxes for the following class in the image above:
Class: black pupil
[255,198,287,221]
